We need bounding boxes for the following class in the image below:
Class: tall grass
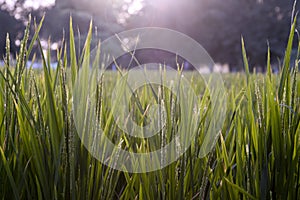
[0,15,299,199]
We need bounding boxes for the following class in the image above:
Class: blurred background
[0,0,299,71]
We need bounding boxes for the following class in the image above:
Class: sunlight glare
[24,0,55,9]
[1,0,17,10]
[127,0,143,14]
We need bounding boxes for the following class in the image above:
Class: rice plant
[0,14,299,200]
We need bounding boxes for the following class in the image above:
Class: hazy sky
[0,0,55,9]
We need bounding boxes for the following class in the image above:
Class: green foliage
[0,16,299,200]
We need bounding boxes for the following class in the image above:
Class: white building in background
[213,63,229,73]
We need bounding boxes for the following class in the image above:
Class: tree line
[0,0,298,71]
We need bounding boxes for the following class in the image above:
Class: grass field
[0,16,299,199]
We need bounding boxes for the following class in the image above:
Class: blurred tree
[0,9,24,58]
[127,0,298,70]
[39,0,123,61]
[0,0,48,58]
[43,0,122,40]
[0,0,123,60]
[0,0,299,70]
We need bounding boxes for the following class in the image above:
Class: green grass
[0,15,299,199]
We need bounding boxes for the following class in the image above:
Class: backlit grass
[0,15,299,199]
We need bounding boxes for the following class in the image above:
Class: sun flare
[114,0,144,14]
[127,0,143,14]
